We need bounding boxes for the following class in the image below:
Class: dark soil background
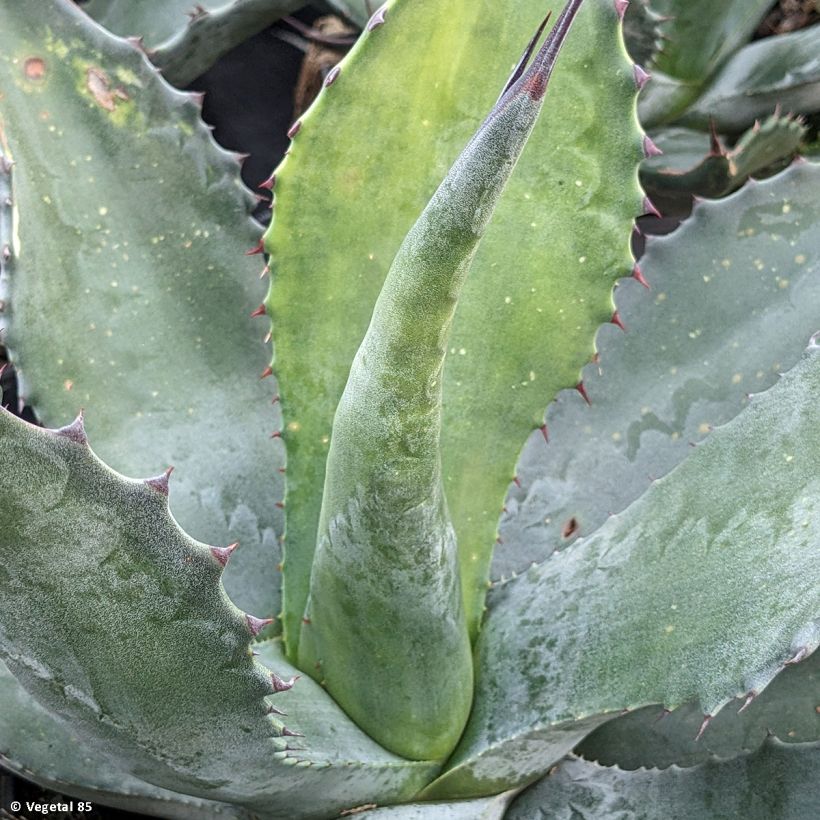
[0,1,818,818]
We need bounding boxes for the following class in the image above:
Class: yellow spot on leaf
[86,67,129,112]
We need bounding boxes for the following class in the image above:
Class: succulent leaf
[576,648,820,770]
[0,408,438,815]
[495,160,820,578]
[0,406,284,800]
[426,342,820,798]
[266,0,643,653]
[0,660,251,820]
[638,0,773,127]
[680,24,820,133]
[506,739,820,820]
[0,0,281,620]
[298,0,585,763]
[82,0,247,49]
[123,0,306,88]
[640,115,807,206]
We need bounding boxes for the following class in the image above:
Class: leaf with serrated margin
[265,0,643,655]
[0,0,280,621]
[639,116,806,205]
[495,160,820,579]
[0,409,438,816]
[0,660,250,820]
[426,343,820,799]
[506,739,820,820]
[576,648,819,770]
[86,0,306,88]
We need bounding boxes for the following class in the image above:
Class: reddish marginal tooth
[785,646,809,665]
[278,467,286,474]
[271,394,280,404]
[611,311,626,331]
[250,304,267,318]
[145,466,174,496]
[643,196,662,218]
[324,66,341,87]
[632,264,650,288]
[2,244,11,261]
[271,672,299,693]
[614,0,629,20]
[259,265,270,279]
[738,691,757,713]
[642,135,663,158]
[694,714,712,741]
[259,174,276,191]
[633,64,650,90]
[190,91,205,108]
[275,501,285,509]
[366,4,388,30]
[281,727,303,737]
[287,120,302,139]
[655,708,672,722]
[266,703,287,716]
[210,542,238,567]
[576,381,591,405]
[245,239,266,256]
[540,423,549,442]
[246,614,274,637]
[512,476,522,488]
[495,537,503,545]
[260,366,273,379]
[55,411,88,445]
[271,431,282,439]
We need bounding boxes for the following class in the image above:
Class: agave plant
[0,0,818,818]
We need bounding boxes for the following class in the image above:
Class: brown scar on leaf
[561,516,580,538]
[86,67,129,111]
[24,57,46,80]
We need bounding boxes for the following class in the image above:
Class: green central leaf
[265,0,643,652]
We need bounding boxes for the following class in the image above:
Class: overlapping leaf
[0,661,250,820]
[0,0,281,620]
[495,160,820,577]
[506,740,820,820]
[682,24,820,133]
[0,408,438,816]
[640,115,806,206]
[427,340,820,798]
[638,0,772,127]
[576,649,820,770]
